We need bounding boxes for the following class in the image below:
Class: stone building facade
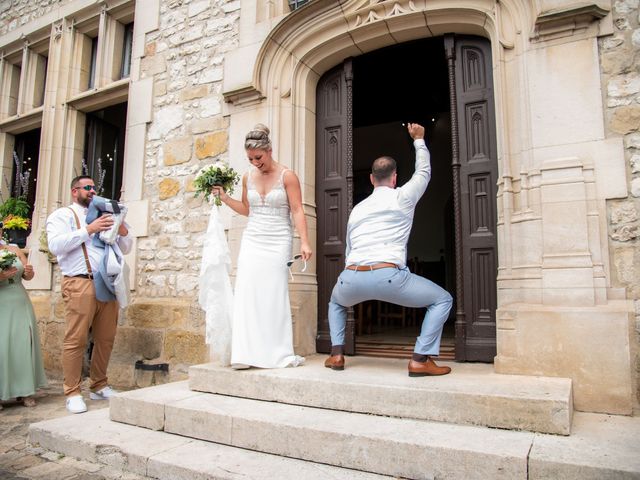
[0,0,638,415]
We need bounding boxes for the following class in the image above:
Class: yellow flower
[2,214,30,230]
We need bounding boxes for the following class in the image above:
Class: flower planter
[5,228,29,248]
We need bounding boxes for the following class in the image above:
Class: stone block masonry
[601,0,640,408]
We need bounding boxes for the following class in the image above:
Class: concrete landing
[28,409,392,480]
[189,354,573,434]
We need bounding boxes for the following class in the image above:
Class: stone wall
[137,0,237,298]
[0,0,71,36]
[0,0,241,388]
[601,0,640,406]
[109,0,240,386]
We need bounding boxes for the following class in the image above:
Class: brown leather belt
[65,274,93,279]
[346,262,398,272]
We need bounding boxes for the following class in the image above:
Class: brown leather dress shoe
[408,358,451,377]
[324,354,345,371]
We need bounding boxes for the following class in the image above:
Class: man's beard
[78,196,92,208]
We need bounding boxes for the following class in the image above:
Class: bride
[209,124,312,368]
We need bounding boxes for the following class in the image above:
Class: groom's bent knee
[439,291,454,311]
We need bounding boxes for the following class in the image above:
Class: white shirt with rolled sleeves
[345,139,431,268]
[46,202,133,276]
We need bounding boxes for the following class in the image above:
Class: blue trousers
[328,267,453,355]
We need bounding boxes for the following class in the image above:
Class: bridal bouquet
[0,249,17,283]
[194,162,241,206]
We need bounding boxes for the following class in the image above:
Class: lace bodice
[246,167,291,219]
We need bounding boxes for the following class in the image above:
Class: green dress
[0,255,47,400]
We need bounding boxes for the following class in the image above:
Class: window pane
[12,128,41,218]
[88,37,98,89]
[36,56,48,107]
[289,0,311,10]
[120,23,134,79]
[83,103,127,200]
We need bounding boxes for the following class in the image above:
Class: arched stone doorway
[315,35,499,362]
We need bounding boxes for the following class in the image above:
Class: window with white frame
[68,3,134,201]
[0,37,48,222]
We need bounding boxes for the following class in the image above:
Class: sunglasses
[74,185,96,191]
[287,254,307,281]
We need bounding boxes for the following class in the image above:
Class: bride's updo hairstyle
[244,123,272,150]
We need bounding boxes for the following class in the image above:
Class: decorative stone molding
[352,0,420,28]
[531,3,609,42]
[53,20,64,39]
[65,77,130,111]
[0,106,43,134]
[223,85,265,106]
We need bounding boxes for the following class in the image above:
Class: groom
[325,123,453,376]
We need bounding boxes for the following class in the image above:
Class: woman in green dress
[0,222,47,409]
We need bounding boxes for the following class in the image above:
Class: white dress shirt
[46,202,133,276]
[345,139,431,268]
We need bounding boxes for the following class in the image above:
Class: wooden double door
[315,35,498,362]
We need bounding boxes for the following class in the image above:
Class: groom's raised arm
[398,124,431,209]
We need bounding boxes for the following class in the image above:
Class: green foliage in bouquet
[193,162,241,206]
[0,249,17,283]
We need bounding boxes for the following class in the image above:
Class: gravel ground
[0,380,153,480]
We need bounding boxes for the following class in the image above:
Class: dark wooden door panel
[455,38,498,362]
[316,60,354,354]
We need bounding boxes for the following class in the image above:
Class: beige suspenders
[67,207,93,278]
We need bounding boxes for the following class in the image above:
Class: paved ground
[0,380,153,480]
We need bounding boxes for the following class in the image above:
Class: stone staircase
[28,355,640,479]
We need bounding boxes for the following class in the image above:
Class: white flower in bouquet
[194,162,240,206]
[0,249,17,283]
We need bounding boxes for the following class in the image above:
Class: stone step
[188,355,573,434]
[110,381,534,479]
[108,381,640,479]
[30,383,640,480]
[28,409,392,480]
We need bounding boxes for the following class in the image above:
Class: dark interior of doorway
[352,37,455,360]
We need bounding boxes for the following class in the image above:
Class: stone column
[28,18,80,290]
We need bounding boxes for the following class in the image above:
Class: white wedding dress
[230,168,304,368]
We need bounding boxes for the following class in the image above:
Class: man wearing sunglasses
[46,176,132,413]
[325,123,453,377]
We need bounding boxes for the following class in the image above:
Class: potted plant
[0,152,32,248]
[0,196,31,248]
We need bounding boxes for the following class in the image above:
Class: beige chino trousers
[61,276,118,396]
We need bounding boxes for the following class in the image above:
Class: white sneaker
[90,386,117,400]
[66,395,87,414]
